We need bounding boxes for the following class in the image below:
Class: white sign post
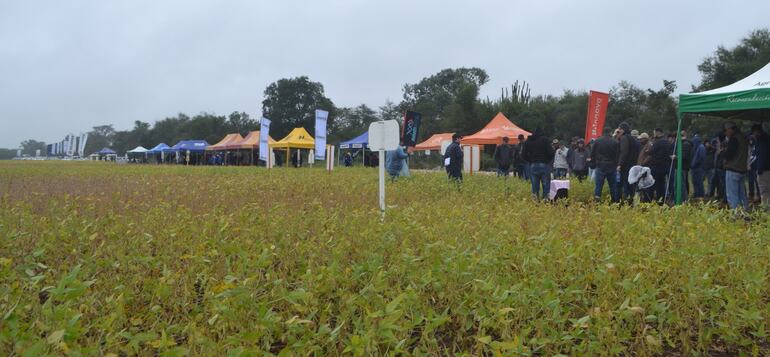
[368,120,400,212]
[326,144,335,171]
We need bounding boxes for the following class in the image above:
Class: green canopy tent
[676,62,770,203]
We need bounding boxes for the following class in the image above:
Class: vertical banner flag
[584,91,609,142]
[402,111,422,147]
[315,109,328,160]
[259,118,271,162]
[78,133,88,156]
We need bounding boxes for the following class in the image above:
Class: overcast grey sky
[1,0,768,148]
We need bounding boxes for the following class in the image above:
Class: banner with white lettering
[259,118,271,162]
[315,109,328,160]
[584,91,609,142]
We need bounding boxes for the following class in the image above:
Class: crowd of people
[484,122,769,212]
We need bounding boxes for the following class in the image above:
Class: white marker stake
[379,150,385,212]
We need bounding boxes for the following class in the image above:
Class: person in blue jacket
[385,143,408,179]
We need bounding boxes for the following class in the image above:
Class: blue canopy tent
[338,131,369,166]
[170,140,210,165]
[146,143,174,163]
[93,147,117,161]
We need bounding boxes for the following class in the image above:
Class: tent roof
[225,130,275,150]
[270,127,315,149]
[97,148,116,155]
[339,131,368,149]
[173,140,210,152]
[127,146,148,153]
[679,61,770,120]
[206,133,244,151]
[460,112,531,145]
[415,133,454,151]
[147,143,173,154]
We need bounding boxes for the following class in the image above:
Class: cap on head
[631,129,639,137]
[638,132,649,140]
[452,133,461,141]
[552,139,559,144]
[619,122,631,133]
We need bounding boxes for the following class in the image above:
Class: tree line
[6,29,769,159]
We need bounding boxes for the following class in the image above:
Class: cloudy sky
[1,0,768,148]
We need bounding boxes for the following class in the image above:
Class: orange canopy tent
[415,133,454,151]
[206,133,244,151]
[225,130,275,150]
[461,112,531,145]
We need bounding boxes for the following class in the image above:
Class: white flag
[314,109,328,160]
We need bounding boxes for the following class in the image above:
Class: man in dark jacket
[514,134,529,180]
[493,137,514,177]
[751,123,769,211]
[723,122,749,210]
[703,138,716,197]
[568,139,589,181]
[590,127,620,202]
[443,134,464,182]
[617,122,639,204]
[689,135,706,199]
[521,128,554,200]
[648,129,671,204]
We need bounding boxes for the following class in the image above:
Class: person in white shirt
[553,139,569,179]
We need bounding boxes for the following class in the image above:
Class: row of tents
[122,112,532,164]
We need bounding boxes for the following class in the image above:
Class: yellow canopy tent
[270,127,315,165]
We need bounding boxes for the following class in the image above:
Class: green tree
[400,68,489,138]
[261,76,336,138]
[84,125,116,155]
[330,104,379,142]
[226,111,257,137]
[696,28,770,91]
[0,148,16,159]
[19,139,47,156]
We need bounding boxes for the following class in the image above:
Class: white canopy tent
[126,146,149,162]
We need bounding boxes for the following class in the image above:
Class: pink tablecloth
[549,179,570,200]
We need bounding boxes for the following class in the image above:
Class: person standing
[722,122,749,211]
[521,128,554,200]
[591,127,620,203]
[493,137,514,177]
[748,136,759,202]
[712,135,728,202]
[617,122,639,204]
[647,129,670,204]
[668,130,693,201]
[689,135,706,199]
[703,138,716,198]
[587,138,597,180]
[386,143,408,179]
[751,124,769,210]
[568,139,589,182]
[515,134,529,180]
[552,140,569,179]
[637,132,652,167]
[443,134,464,182]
